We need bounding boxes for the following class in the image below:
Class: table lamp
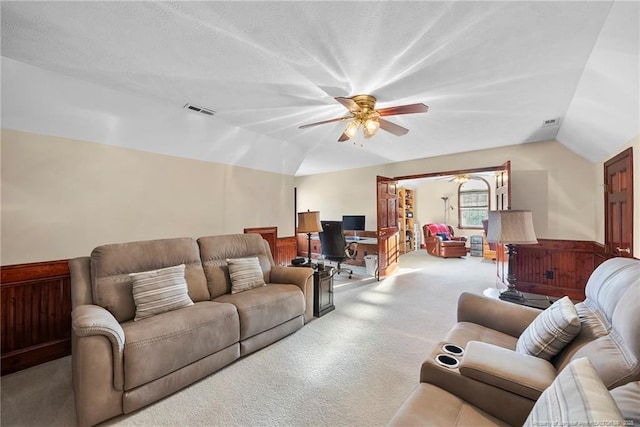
[297,210,322,266]
[487,210,538,302]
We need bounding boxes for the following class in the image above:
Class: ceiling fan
[437,174,478,183]
[299,94,429,142]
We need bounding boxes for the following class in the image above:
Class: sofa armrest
[457,292,541,338]
[459,341,556,400]
[73,304,125,350]
[270,265,314,323]
[72,304,125,390]
[420,341,536,426]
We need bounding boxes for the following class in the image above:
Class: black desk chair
[319,220,357,278]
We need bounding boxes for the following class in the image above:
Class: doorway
[376,161,511,278]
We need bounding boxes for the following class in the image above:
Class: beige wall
[594,134,640,255]
[5,129,634,266]
[295,140,597,242]
[1,129,295,265]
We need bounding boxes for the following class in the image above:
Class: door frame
[376,162,511,277]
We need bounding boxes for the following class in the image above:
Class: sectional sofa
[390,256,640,425]
[69,233,314,426]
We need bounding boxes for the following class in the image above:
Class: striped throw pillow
[524,357,624,426]
[227,257,266,294]
[516,296,581,360]
[130,264,194,321]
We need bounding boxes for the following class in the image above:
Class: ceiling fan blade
[335,97,361,112]
[379,118,409,136]
[299,116,349,129]
[337,131,351,142]
[377,103,429,116]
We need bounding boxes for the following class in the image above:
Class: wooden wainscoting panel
[1,260,72,375]
[276,237,298,266]
[244,227,298,266]
[502,239,612,301]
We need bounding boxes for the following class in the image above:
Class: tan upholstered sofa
[390,257,640,426]
[69,233,314,426]
[390,359,640,426]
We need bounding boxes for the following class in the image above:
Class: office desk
[345,236,378,245]
[297,234,378,267]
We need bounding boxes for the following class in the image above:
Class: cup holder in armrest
[442,344,464,356]
[435,353,460,369]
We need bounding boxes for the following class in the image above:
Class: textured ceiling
[1,1,638,176]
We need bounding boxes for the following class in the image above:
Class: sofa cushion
[516,296,581,360]
[441,240,466,247]
[122,301,239,390]
[91,237,210,322]
[227,257,267,294]
[214,284,304,340]
[198,234,274,299]
[388,383,510,427]
[130,264,194,321]
[610,381,640,424]
[524,357,624,426]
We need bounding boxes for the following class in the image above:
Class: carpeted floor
[1,251,498,427]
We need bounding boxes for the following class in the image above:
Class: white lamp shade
[487,210,538,244]
[297,211,322,233]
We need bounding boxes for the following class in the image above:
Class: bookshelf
[399,188,415,254]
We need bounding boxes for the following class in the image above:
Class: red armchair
[423,224,467,258]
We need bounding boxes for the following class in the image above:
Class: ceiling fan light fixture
[299,94,428,143]
[363,117,380,138]
[453,174,470,183]
[345,120,360,139]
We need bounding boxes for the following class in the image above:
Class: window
[458,179,490,229]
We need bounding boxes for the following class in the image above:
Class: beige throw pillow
[227,257,266,294]
[130,264,194,321]
[516,296,581,360]
[524,357,624,426]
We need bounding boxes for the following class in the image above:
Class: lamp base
[499,287,525,303]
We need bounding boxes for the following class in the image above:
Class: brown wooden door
[377,176,400,278]
[604,148,634,258]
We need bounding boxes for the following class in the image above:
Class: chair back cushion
[319,220,348,261]
[198,234,274,299]
[426,223,453,239]
[90,237,209,323]
[552,257,640,388]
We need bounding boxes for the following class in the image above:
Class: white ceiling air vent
[542,117,560,127]
[183,103,215,116]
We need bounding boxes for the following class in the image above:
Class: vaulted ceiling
[1,1,638,176]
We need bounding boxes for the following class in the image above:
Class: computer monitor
[342,215,365,238]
